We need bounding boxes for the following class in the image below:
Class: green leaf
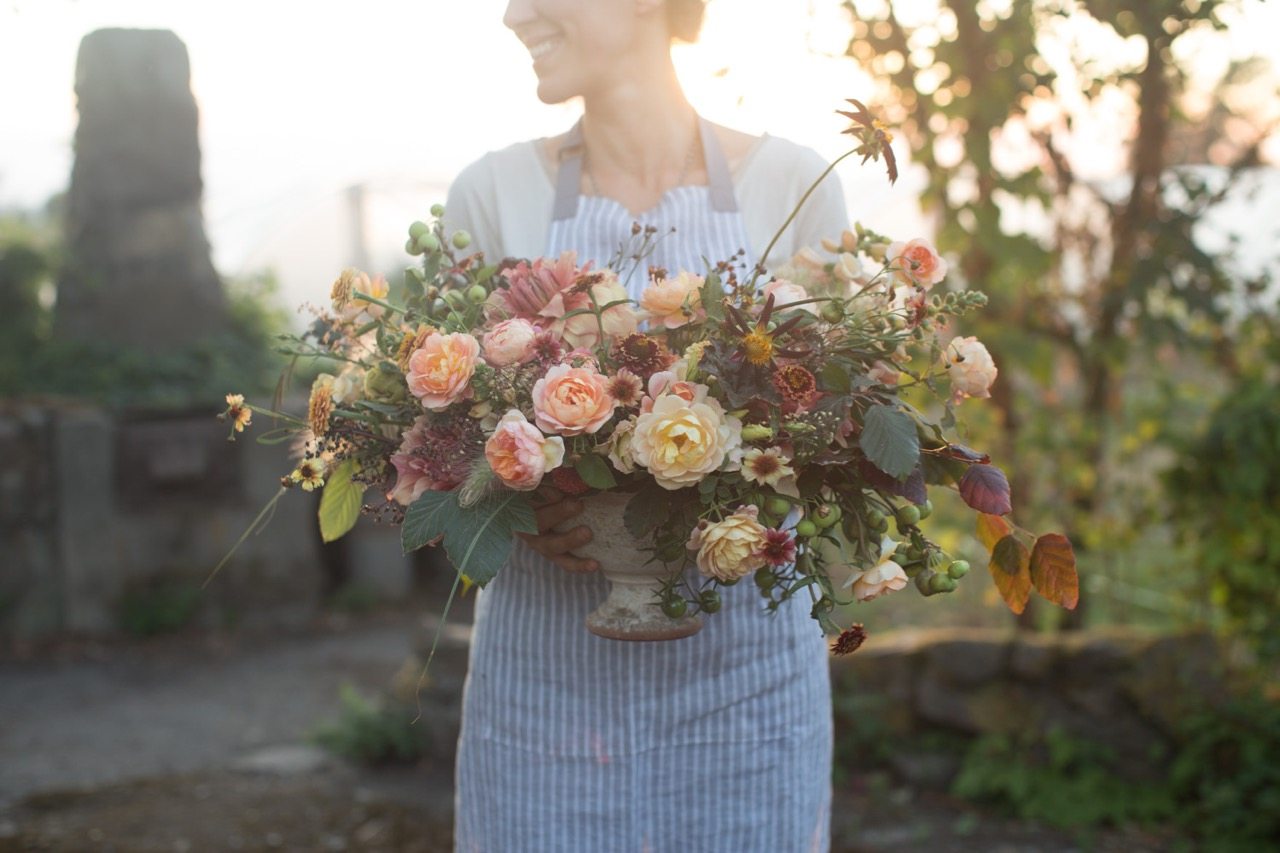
[624,481,672,539]
[859,404,920,480]
[318,459,366,543]
[821,362,852,394]
[401,489,536,586]
[700,271,725,321]
[574,453,617,490]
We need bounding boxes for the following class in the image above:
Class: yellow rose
[629,390,742,490]
[686,506,768,582]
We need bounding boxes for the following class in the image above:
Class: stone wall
[0,400,417,641]
[830,626,1229,785]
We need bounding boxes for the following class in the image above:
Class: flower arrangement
[214,101,1078,645]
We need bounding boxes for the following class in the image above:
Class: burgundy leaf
[859,459,928,506]
[959,464,1012,515]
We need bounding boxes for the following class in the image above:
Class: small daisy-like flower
[758,528,797,567]
[290,457,327,491]
[831,623,868,656]
[222,393,252,434]
[772,363,819,411]
[396,324,434,373]
[740,446,795,488]
[740,328,774,365]
[308,379,335,437]
[606,369,644,408]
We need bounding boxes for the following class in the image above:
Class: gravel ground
[0,605,1184,852]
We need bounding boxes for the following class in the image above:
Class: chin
[533,76,579,106]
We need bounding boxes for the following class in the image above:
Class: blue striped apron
[453,116,833,853]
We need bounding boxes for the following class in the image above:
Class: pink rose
[406,332,481,411]
[532,363,617,436]
[887,238,948,289]
[484,410,565,491]
[760,278,815,314]
[482,319,538,366]
[639,271,706,330]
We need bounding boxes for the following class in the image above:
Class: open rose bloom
[219,113,1075,640]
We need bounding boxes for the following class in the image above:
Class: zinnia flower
[406,332,482,411]
[290,456,327,492]
[830,623,868,655]
[772,364,819,412]
[531,363,617,436]
[685,506,769,582]
[614,333,676,379]
[606,369,645,408]
[630,391,743,490]
[484,410,565,492]
[944,336,998,401]
[759,528,797,567]
[843,536,910,601]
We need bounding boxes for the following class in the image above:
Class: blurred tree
[842,0,1278,628]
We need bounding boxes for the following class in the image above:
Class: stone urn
[558,491,702,641]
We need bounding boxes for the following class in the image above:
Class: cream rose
[844,536,910,601]
[482,318,538,366]
[484,410,565,491]
[601,415,638,474]
[887,238,948,289]
[639,271,706,330]
[944,336,998,401]
[630,392,743,490]
[686,506,769,582]
[406,332,481,411]
[561,276,640,348]
[532,363,617,436]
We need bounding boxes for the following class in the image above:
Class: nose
[503,0,537,34]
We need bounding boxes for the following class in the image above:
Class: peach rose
[532,363,617,436]
[944,336,998,401]
[561,276,640,348]
[887,238,948,289]
[844,536,910,601]
[685,506,769,582]
[639,271,706,330]
[630,391,743,490]
[406,332,481,411]
[484,410,565,491]
[482,319,538,366]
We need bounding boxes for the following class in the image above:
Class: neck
[579,62,698,191]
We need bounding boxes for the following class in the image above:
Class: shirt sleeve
[442,153,504,261]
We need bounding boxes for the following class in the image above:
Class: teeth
[529,38,558,60]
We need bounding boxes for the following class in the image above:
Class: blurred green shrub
[1167,377,1280,659]
[117,577,202,637]
[310,683,430,765]
[0,212,289,408]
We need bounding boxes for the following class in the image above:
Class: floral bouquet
[215,101,1078,646]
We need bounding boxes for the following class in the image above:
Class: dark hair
[666,0,706,43]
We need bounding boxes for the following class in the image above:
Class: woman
[443,1,850,850]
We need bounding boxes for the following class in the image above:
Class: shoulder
[448,139,547,201]
[738,134,833,188]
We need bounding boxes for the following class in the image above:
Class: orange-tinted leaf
[976,513,1013,552]
[989,534,1031,615]
[1030,533,1080,609]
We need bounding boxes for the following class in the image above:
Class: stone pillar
[56,28,229,351]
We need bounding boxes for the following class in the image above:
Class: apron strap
[550,113,739,222]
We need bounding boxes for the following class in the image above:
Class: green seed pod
[820,301,844,323]
[947,560,971,579]
[764,496,791,518]
[929,573,957,594]
[661,597,688,619]
[429,203,446,218]
[917,499,933,520]
[408,220,429,240]
[444,289,468,311]
[754,567,775,590]
[416,231,441,253]
[466,284,488,304]
[700,591,722,614]
[914,570,936,595]
[452,230,472,250]
[896,504,921,527]
[795,519,818,539]
[812,504,842,529]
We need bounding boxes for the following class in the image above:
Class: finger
[531,485,565,509]
[534,498,585,534]
[521,524,593,558]
[553,554,599,574]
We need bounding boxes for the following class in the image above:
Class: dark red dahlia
[830,623,868,656]
[614,333,676,379]
[772,363,820,412]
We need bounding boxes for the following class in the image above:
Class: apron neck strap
[550,113,738,222]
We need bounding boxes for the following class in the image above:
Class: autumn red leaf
[989,534,1031,614]
[959,464,1013,515]
[976,513,1013,552]
[1030,533,1080,609]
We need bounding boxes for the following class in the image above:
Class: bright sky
[1,0,1276,314]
